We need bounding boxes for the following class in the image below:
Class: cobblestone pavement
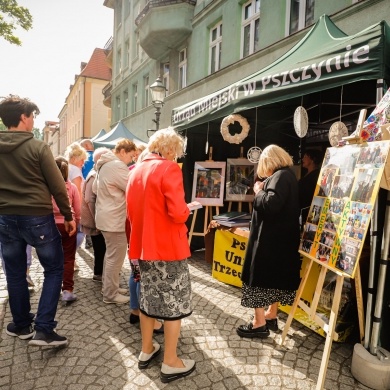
[0,247,372,390]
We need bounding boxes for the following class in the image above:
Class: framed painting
[225,158,257,202]
[191,161,226,206]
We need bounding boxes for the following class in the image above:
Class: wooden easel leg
[188,209,198,245]
[280,258,313,345]
[310,266,327,320]
[316,274,344,390]
[354,266,365,343]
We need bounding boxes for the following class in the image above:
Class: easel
[281,110,370,389]
[188,147,222,246]
[280,260,364,390]
[227,147,253,214]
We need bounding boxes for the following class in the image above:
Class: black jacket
[241,167,301,291]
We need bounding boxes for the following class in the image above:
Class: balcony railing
[102,82,112,100]
[135,0,196,26]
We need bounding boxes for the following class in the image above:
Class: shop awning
[172,15,390,131]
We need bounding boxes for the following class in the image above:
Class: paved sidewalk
[0,248,371,390]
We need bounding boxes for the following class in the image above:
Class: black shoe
[266,318,279,332]
[138,343,161,369]
[129,313,140,324]
[6,323,34,340]
[160,359,196,383]
[153,323,164,334]
[28,330,68,347]
[236,323,270,339]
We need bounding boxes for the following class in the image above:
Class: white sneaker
[62,290,77,302]
[118,288,128,295]
[160,359,196,383]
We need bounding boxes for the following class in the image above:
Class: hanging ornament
[247,107,261,163]
[205,123,209,154]
[293,106,309,138]
[247,146,262,163]
[220,114,250,144]
[329,85,348,146]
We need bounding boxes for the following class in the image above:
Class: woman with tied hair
[237,144,301,339]
[64,142,88,255]
[94,139,136,305]
[126,127,196,383]
[52,156,81,302]
[81,147,110,282]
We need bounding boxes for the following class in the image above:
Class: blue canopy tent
[91,129,107,141]
[93,121,147,148]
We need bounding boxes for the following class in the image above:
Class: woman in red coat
[126,127,195,383]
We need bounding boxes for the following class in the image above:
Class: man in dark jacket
[0,95,76,347]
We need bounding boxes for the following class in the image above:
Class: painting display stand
[188,205,220,246]
[280,261,364,390]
[227,201,252,213]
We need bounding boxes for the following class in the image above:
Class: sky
[0,0,113,130]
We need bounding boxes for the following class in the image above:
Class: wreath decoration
[220,114,250,144]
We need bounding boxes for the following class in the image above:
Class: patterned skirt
[241,282,296,308]
[138,259,192,321]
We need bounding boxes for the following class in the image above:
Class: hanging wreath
[220,114,250,144]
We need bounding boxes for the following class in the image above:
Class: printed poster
[300,141,390,278]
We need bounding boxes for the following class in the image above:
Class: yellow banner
[212,229,245,288]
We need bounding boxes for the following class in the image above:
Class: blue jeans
[129,271,140,311]
[0,214,64,332]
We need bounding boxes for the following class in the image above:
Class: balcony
[102,81,112,108]
[104,36,113,68]
[135,0,196,60]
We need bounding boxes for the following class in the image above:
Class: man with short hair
[0,95,76,347]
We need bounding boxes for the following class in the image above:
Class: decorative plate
[328,121,349,146]
[247,146,262,163]
[293,106,309,138]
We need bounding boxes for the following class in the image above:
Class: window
[209,22,222,74]
[116,96,121,121]
[144,75,149,107]
[123,90,129,117]
[241,0,260,58]
[179,48,187,89]
[116,1,122,28]
[163,63,170,95]
[116,48,122,74]
[135,31,140,59]
[124,40,130,69]
[288,0,315,35]
[132,83,138,113]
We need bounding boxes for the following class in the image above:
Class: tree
[0,0,33,45]
[0,120,6,131]
[32,127,42,140]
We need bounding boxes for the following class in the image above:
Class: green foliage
[0,0,33,45]
[0,119,6,131]
[32,127,42,140]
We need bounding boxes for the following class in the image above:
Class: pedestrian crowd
[0,95,318,384]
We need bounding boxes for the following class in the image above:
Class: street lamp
[149,76,166,135]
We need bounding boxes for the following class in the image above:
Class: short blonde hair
[64,142,87,163]
[257,144,293,178]
[148,127,186,159]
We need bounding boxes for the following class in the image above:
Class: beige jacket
[93,151,130,232]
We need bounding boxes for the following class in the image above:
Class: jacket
[52,180,80,225]
[0,131,72,220]
[126,153,191,261]
[241,167,301,291]
[80,168,99,235]
[93,151,129,232]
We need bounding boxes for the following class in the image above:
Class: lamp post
[149,76,166,132]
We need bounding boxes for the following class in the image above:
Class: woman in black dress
[237,144,301,338]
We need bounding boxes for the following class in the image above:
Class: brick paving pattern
[0,248,372,389]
